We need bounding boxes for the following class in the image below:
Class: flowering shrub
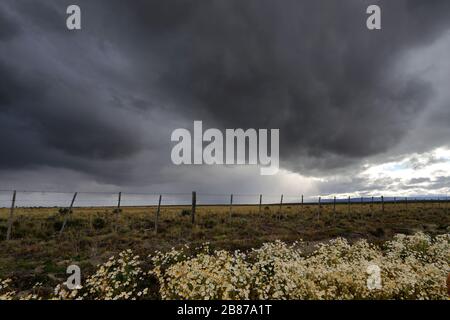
[381,233,450,299]
[54,249,149,300]
[1,232,448,300]
[151,232,449,300]
[152,249,252,299]
[250,240,308,299]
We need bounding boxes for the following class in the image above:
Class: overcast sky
[1,0,450,202]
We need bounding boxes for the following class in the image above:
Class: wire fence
[0,189,449,208]
[0,189,449,241]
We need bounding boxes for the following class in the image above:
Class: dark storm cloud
[79,0,450,173]
[0,6,20,41]
[1,0,450,191]
[0,55,142,162]
[0,1,145,179]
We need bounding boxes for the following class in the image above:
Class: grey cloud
[0,6,20,41]
[82,0,448,173]
[408,177,431,185]
[428,176,450,190]
[1,0,450,193]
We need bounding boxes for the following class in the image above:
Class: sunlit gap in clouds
[355,147,450,197]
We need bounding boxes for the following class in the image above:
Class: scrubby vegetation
[1,232,449,300]
[0,203,449,299]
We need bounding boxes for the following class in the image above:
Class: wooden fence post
[371,196,374,217]
[259,194,262,215]
[191,191,196,224]
[333,196,336,219]
[154,195,162,234]
[347,196,351,215]
[114,192,122,232]
[6,190,16,241]
[405,197,408,213]
[229,194,233,219]
[279,194,283,219]
[317,196,321,220]
[360,197,363,219]
[59,192,78,236]
[301,195,304,213]
[381,196,385,213]
[117,192,122,212]
[446,195,449,215]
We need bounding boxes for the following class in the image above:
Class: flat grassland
[0,202,449,291]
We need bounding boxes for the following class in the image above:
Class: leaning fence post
[259,194,262,215]
[59,192,78,236]
[279,194,283,219]
[191,191,196,224]
[6,190,16,241]
[117,192,122,212]
[229,194,233,219]
[154,195,162,234]
[114,192,122,232]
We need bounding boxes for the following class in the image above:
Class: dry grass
[0,202,448,294]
